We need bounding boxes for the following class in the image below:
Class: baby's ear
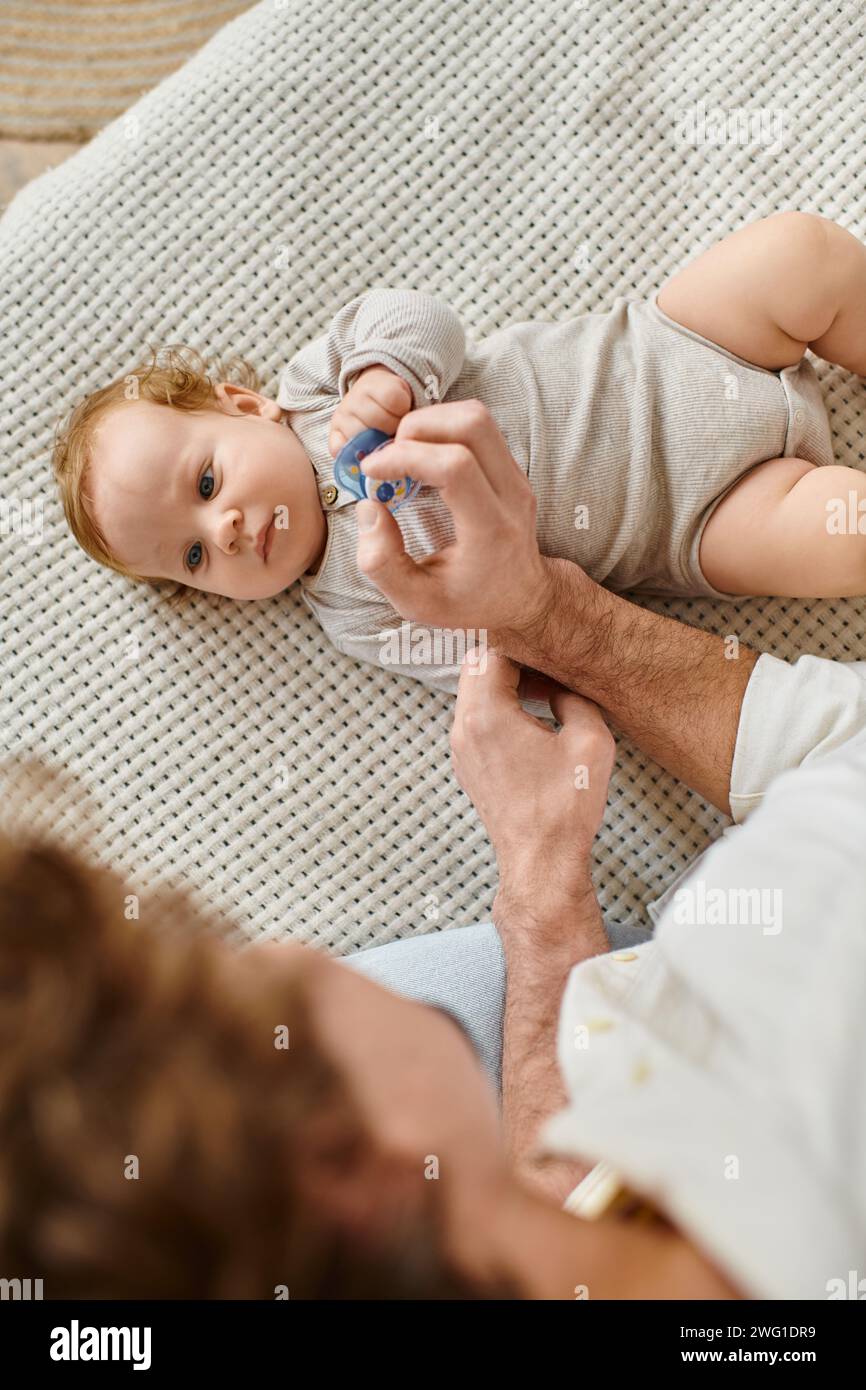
[145,576,191,610]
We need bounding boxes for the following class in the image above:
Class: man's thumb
[355,501,423,609]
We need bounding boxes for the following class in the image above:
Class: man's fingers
[453,650,528,758]
[518,670,605,722]
[549,687,615,761]
[518,670,561,705]
[361,438,497,537]
[456,646,520,709]
[456,649,611,741]
[399,401,527,499]
[355,501,429,614]
[369,400,527,501]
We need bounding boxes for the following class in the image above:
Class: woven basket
[0,0,252,142]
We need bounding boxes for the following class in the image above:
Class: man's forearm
[498,558,758,815]
[495,887,608,1205]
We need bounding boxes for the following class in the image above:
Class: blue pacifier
[333,428,421,513]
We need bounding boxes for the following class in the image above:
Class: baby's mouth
[256,517,275,561]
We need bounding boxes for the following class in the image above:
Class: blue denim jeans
[342,918,651,1096]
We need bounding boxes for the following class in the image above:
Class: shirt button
[321,484,339,507]
[612,951,638,963]
[794,408,805,425]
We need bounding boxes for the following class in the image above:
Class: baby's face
[88,387,327,599]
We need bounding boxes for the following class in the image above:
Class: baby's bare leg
[697,458,866,594]
[657,211,866,375]
[700,459,866,597]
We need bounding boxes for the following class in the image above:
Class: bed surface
[1,0,864,951]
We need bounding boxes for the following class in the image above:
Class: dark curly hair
[0,804,517,1299]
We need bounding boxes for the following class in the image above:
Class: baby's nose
[215,509,243,554]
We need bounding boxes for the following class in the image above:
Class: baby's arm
[278,287,467,415]
[699,457,866,597]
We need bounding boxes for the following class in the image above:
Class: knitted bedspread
[2,0,864,953]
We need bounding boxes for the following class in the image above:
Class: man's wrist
[489,552,755,815]
[493,879,608,963]
[493,556,599,676]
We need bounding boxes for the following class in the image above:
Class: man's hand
[451,649,614,937]
[355,399,552,638]
[328,365,413,456]
[450,646,614,1204]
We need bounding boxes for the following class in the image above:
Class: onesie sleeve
[729,652,866,824]
[277,287,467,414]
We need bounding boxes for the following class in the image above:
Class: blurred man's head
[0,831,518,1299]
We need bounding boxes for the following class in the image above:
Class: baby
[52,211,866,697]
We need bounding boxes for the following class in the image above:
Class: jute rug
[0,0,253,142]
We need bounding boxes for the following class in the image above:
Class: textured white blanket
[1,0,864,952]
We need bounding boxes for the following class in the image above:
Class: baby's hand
[328,366,413,456]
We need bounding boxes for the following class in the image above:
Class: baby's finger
[328,411,366,455]
[351,401,407,438]
[361,373,413,418]
[355,382,412,430]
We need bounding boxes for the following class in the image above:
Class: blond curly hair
[51,345,263,607]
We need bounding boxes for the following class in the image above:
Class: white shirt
[542,651,866,1298]
[729,651,866,824]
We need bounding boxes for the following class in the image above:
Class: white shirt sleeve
[729,651,866,824]
[542,726,866,1299]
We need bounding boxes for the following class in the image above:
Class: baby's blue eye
[185,464,214,569]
